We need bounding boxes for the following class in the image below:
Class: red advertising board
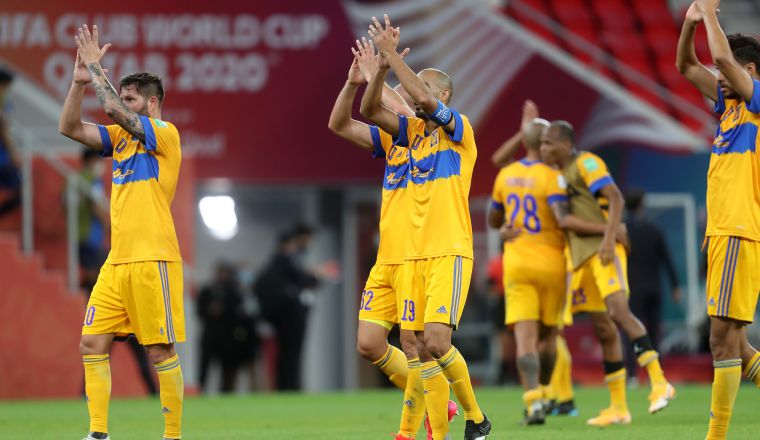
[0,1,390,183]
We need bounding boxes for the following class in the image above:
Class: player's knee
[356,335,385,361]
[145,343,175,364]
[423,333,451,359]
[399,331,419,360]
[79,335,108,355]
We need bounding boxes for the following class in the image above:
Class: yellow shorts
[706,236,760,323]
[569,243,628,314]
[82,261,185,345]
[400,256,473,331]
[503,246,566,326]
[358,263,405,327]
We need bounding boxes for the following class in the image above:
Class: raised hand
[685,2,704,23]
[695,0,720,13]
[521,100,540,131]
[352,38,379,82]
[72,51,91,84]
[74,24,111,66]
[368,14,399,58]
[347,56,365,86]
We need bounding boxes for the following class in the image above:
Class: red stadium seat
[592,0,637,30]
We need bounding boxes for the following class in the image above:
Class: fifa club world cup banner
[0,0,385,183]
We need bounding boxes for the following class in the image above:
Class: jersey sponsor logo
[709,297,716,307]
[436,305,447,314]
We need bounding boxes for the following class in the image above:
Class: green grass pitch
[2,385,759,439]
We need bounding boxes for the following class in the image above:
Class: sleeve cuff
[369,126,385,158]
[444,108,464,143]
[97,125,113,158]
[589,175,614,194]
[747,79,760,114]
[139,115,157,151]
[715,84,726,115]
[547,194,569,204]
[394,115,409,147]
[490,200,505,211]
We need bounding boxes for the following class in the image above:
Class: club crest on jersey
[115,138,128,153]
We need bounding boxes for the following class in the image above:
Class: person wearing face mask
[253,223,320,391]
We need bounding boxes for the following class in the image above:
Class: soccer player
[329,41,413,391]
[363,14,491,440]
[676,1,760,438]
[490,101,578,418]
[487,111,564,425]
[540,121,675,427]
[59,25,184,440]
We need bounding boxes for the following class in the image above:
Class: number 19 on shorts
[401,299,415,322]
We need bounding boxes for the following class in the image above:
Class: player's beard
[137,102,149,116]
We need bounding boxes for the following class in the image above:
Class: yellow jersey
[490,159,567,253]
[370,125,411,264]
[707,80,760,241]
[396,110,476,259]
[98,116,182,264]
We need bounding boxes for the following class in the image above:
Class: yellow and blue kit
[358,126,412,328]
[563,152,628,314]
[705,79,760,322]
[82,116,184,345]
[491,159,567,326]
[394,109,476,331]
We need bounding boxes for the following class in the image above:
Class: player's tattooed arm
[74,24,146,144]
[87,63,146,144]
[676,2,718,101]
[551,200,629,249]
[698,0,755,102]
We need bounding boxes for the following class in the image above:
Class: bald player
[487,109,565,426]
[363,14,490,440]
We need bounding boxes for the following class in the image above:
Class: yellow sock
[743,352,760,387]
[437,347,484,423]
[523,387,543,408]
[540,384,556,403]
[421,361,450,440]
[155,355,184,439]
[605,368,628,412]
[83,354,111,434]
[707,359,742,440]
[553,336,574,402]
[637,350,666,386]
[373,345,408,391]
[398,358,426,438]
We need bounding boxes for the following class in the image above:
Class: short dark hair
[81,147,101,162]
[728,34,760,68]
[624,187,645,212]
[119,72,165,106]
[278,223,315,244]
[0,67,14,85]
[550,120,576,144]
